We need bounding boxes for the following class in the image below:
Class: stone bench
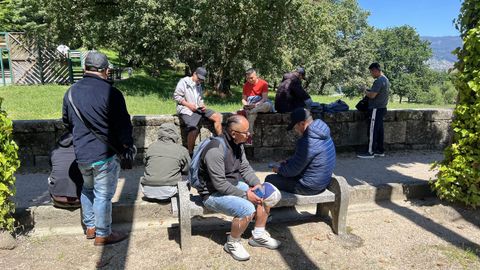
[171,175,350,250]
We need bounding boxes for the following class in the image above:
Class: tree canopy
[1,0,435,97]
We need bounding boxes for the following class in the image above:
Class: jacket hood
[158,123,180,143]
[306,119,330,140]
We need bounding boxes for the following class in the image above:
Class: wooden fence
[7,33,70,84]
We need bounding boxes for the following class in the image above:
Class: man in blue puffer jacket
[265,108,336,195]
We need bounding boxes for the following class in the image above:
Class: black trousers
[367,108,387,154]
[265,174,324,195]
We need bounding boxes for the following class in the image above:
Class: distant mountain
[421,36,462,71]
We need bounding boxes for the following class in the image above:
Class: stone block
[52,119,67,131]
[424,109,453,121]
[384,110,395,122]
[256,113,284,126]
[353,111,369,121]
[134,125,164,148]
[384,121,406,144]
[386,143,407,151]
[34,155,50,167]
[332,122,366,146]
[13,120,56,133]
[198,127,213,141]
[253,147,294,160]
[261,125,296,147]
[30,132,56,155]
[430,120,452,146]
[395,110,424,121]
[406,120,431,144]
[132,115,177,126]
[410,144,431,150]
[17,147,34,167]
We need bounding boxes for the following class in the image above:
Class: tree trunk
[319,80,328,95]
[399,95,403,103]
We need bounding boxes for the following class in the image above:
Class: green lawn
[0,70,454,120]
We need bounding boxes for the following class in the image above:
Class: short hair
[368,62,381,71]
[245,68,256,76]
[226,114,246,130]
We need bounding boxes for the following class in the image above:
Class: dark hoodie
[275,72,311,113]
[278,119,336,191]
[141,123,191,186]
[49,133,83,198]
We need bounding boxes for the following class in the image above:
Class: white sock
[252,227,265,238]
[228,235,240,242]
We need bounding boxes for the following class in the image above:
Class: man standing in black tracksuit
[357,62,390,158]
[62,51,133,246]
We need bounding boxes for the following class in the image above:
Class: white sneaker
[248,231,281,249]
[224,236,250,261]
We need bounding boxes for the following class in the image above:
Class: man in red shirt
[241,68,273,143]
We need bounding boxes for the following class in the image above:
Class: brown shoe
[94,231,128,246]
[85,227,96,239]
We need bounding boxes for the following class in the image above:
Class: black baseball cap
[296,67,306,79]
[195,67,207,80]
[85,51,109,71]
[287,108,311,130]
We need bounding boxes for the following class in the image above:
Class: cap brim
[197,75,206,80]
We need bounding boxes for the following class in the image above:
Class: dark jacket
[62,73,133,164]
[278,119,336,191]
[275,72,311,113]
[141,123,191,186]
[49,133,83,198]
[198,132,261,198]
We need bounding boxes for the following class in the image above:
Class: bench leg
[327,176,350,235]
[177,181,192,250]
[316,203,332,218]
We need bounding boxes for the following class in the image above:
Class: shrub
[417,85,444,105]
[0,97,20,232]
[432,0,480,207]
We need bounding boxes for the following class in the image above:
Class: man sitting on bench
[196,115,281,261]
[266,108,336,195]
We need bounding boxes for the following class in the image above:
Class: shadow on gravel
[96,170,141,269]
[375,185,480,258]
[167,214,323,269]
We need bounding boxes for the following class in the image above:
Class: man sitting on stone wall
[265,108,336,194]
[239,68,273,145]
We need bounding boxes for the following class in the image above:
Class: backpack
[355,96,369,111]
[324,99,349,113]
[187,136,227,190]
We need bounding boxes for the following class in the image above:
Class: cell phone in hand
[253,188,264,198]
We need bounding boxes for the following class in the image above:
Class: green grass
[0,70,454,120]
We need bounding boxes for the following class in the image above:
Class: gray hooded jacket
[141,123,191,186]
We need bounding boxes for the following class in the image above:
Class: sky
[357,0,462,37]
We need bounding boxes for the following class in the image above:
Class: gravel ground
[1,199,479,270]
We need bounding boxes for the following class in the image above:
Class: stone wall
[12,109,453,167]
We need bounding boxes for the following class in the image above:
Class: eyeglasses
[232,129,250,136]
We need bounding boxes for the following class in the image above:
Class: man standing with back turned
[63,51,134,246]
[357,62,390,158]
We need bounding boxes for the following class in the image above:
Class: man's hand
[246,185,263,204]
[272,167,279,173]
[186,103,197,112]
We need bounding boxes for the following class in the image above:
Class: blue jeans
[203,181,256,218]
[78,156,120,237]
